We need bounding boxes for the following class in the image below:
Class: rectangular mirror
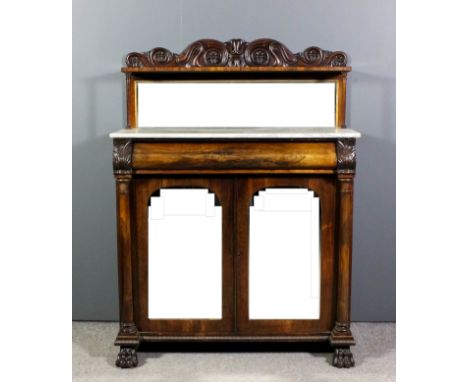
[137,81,336,128]
[148,189,222,319]
[249,188,321,319]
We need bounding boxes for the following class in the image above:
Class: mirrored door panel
[148,189,222,319]
[134,178,234,334]
[236,178,336,335]
[249,188,320,319]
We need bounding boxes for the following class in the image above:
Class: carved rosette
[113,139,133,176]
[336,139,356,175]
[125,38,348,68]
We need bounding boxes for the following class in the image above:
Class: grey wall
[73,0,395,321]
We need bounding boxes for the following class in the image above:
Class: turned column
[330,138,356,368]
[113,139,139,368]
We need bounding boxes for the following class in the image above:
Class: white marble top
[109,127,361,139]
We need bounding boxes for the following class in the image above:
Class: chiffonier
[110,38,361,369]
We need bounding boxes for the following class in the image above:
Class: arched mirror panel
[249,188,321,320]
[147,188,222,319]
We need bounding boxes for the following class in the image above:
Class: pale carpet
[73,322,395,382]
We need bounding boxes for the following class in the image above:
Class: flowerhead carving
[174,40,229,67]
[251,48,269,65]
[126,53,147,67]
[125,39,348,68]
[329,52,348,67]
[302,47,323,64]
[150,48,174,65]
[205,49,222,65]
[301,47,348,66]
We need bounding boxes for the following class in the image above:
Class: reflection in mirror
[138,82,336,128]
[249,188,320,319]
[148,189,222,319]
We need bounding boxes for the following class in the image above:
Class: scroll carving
[125,38,348,68]
[113,139,133,175]
[336,139,356,174]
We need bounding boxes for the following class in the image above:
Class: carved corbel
[336,138,356,176]
[113,139,133,177]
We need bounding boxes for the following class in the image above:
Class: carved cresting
[113,139,133,175]
[336,139,356,174]
[125,38,348,68]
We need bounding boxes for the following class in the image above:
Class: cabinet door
[134,178,234,335]
[236,177,337,335]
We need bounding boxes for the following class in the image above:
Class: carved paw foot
[116,346,138,368]
[332,347,355,368]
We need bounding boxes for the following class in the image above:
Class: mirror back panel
[137,81,337,128]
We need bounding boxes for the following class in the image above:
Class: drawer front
[132,142,337,173]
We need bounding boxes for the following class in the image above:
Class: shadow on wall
[348,70,396,322]
[353,134,396,320]
[73,71,125,320]
[347,70,395,140]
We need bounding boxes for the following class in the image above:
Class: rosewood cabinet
[110,39,361,369]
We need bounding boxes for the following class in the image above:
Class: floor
[73,322,395,382]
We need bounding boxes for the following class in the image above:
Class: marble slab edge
[109,128,362,139]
